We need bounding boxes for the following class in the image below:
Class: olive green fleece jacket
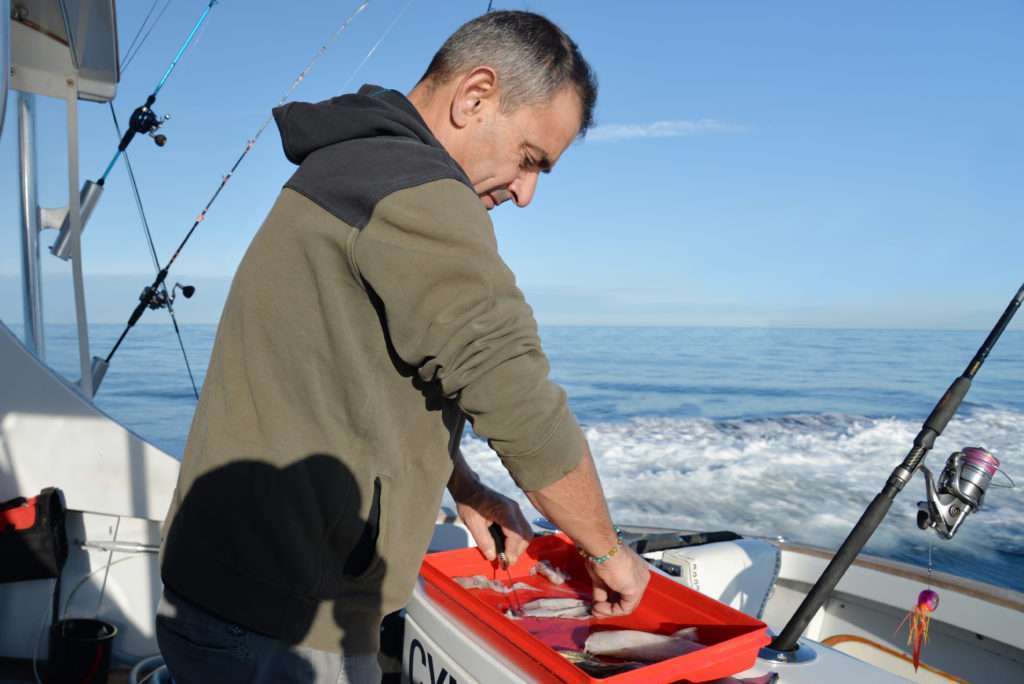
[160,86,586,656]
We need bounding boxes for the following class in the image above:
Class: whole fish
[558,650,642,677]
[584,627,700,662]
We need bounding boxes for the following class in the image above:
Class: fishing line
[153,0,215,95]
[104,0,390,366]
[926,543,933,587]
[340,0,417,92]
[179,4,214,61]
[99,0,220,185]
[108,103,200,399]
[992,470,1016,488]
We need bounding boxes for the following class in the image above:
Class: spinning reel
[771,283,1022,654]
[140,282,195,311]
[917,447,1012,540]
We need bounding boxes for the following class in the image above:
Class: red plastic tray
[419,534,769,683]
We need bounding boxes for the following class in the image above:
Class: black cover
[0,487,68,583]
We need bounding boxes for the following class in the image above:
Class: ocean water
[27,323,1024,593]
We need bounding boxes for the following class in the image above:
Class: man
[157,11,650,683]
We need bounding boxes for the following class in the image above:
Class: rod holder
[50,180,104,261]
[84,355,109,397]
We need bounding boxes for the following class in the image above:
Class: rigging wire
[104,0,383,366]
[165,307,200,399]
[108,106,161,272]
[109,103,201,399]
[121,0,175,74]
[119,0,163,69]
[99,0,221,185]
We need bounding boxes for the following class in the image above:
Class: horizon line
[3,319,1011,334]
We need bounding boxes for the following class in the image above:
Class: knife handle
[488,522,507,567]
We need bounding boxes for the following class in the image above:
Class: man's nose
[510,171,539,208]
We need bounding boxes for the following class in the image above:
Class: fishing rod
[99,0,219,184]
[65,1,219,396]
[769,282,1024,655]
[102,0,378,368]
[107,102,200,399]
[51,0,220,262]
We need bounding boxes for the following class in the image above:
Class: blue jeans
[156,588,381,683]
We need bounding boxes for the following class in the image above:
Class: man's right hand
[587,544,651,617]
[525,439,652,616]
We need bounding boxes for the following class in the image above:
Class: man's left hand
[453,482,533,566]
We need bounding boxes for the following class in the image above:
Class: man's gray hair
[419,11,598,137]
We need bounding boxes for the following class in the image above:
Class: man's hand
[586,545,650,618]
[453,480,533,566]
[525,440,651,616]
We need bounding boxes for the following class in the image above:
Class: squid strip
[584,627,700,662]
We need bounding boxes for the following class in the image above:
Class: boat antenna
[770,282,1024,654]
[102,0,378,369]
[97,1,221,185]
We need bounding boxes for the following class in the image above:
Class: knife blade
[489,522,524,615]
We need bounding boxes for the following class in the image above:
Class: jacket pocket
[343,475,389,579]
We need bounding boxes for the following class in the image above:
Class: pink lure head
[917,589,940,612]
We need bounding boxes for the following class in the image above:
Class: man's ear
[450,66,499,129]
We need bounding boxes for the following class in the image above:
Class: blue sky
[1,0,1021,328]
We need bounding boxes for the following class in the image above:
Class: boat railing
[1,0,9,142]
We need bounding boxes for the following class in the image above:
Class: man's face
[459,88,582,210]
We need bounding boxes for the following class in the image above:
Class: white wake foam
[456,408,1024,584]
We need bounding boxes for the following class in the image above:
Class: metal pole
[0,0,9,142]
[17,91,45,360]
[65,80,93,397]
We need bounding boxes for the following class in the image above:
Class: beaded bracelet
[577,527,624,565]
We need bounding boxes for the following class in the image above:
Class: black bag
[0,487,68,583]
